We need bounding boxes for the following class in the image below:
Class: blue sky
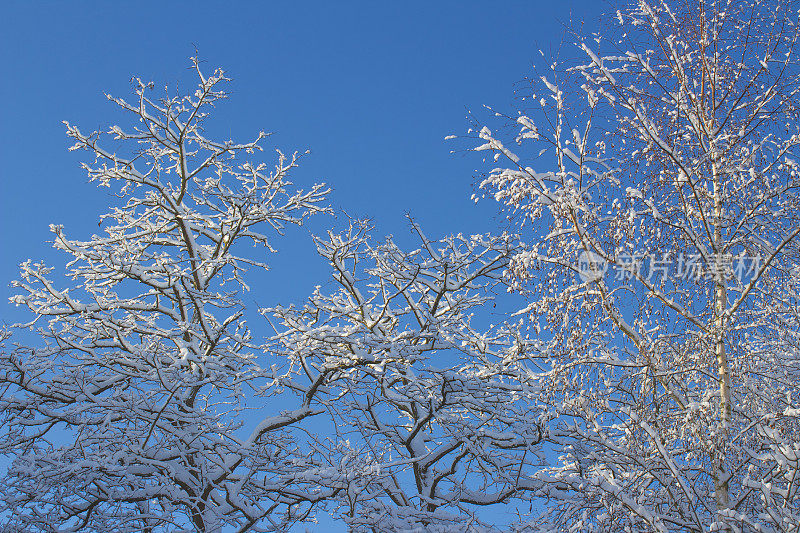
[0,1,608,316]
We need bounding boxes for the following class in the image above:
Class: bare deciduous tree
[0,58,333,532]
[267,219,543,532]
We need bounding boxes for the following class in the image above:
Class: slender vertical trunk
[714,280,730,515]
[712,156,731,522]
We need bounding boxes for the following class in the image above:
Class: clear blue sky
[0,0,607,318]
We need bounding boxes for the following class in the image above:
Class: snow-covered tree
[0,58,335,532]
[469,0,800,530]
[266,219,544,532]
[0,57,549,533]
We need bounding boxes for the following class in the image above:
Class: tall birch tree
[469,0,800,530]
